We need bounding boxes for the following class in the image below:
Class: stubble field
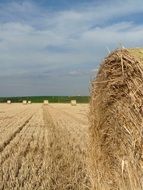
[0,103,91,190]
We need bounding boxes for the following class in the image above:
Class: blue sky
[0,0,143,96]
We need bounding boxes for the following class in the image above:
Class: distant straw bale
[71,100,77,106]
[28,101,31,104]
[23,100,27,105]
[7,100,11,104]
[90,48,143,190]
[43,100,49,105]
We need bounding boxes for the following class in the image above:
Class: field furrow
[0,115,33,153]
[0,103,90,190]
[50,103,88,125]
[0,108,30,130]
[0,108,42,189]
[44,105,90,190]
[0,106,39,153]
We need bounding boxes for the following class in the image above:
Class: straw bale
[90,48,143,189]
[7,100,11,104]
[23,100,27,105]
[43,100,49,105]
[71,100,77,106]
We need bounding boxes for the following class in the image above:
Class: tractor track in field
[0,121,34,166]
[43,106,91,190]
[0,107,29,125]
[49,105,88,125]
[0,104,90,190]
[14,139,32,178]
[0,114,34,154]
[0,108,35,134]
[13,126,40,180]
[0,108,45,190]
[43,106,69,189]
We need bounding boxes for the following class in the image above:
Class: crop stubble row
[0,103,90,190]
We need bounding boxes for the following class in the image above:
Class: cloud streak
[0,0,143,96]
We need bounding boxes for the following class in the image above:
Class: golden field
[0,103,91,190]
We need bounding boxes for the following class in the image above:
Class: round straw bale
[90,48,143,189]
[43,100,49,105]
[28,101,31,104]
[71,100,77,106]
[7,100,11,104]
[23,100,27,105]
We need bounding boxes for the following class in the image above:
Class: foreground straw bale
[90,48,143,190]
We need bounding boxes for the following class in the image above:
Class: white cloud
[0,0,143,95]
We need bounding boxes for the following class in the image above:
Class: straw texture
[90,48,143,190]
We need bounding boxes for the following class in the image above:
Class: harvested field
[0,103,91,190]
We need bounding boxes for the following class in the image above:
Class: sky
[0,0,143,96]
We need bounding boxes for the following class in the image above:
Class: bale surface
[71,100,77,106]
[23,100,27,105]
[7,100,11,104]
[90,48,143,190]
[43,100,49,105]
